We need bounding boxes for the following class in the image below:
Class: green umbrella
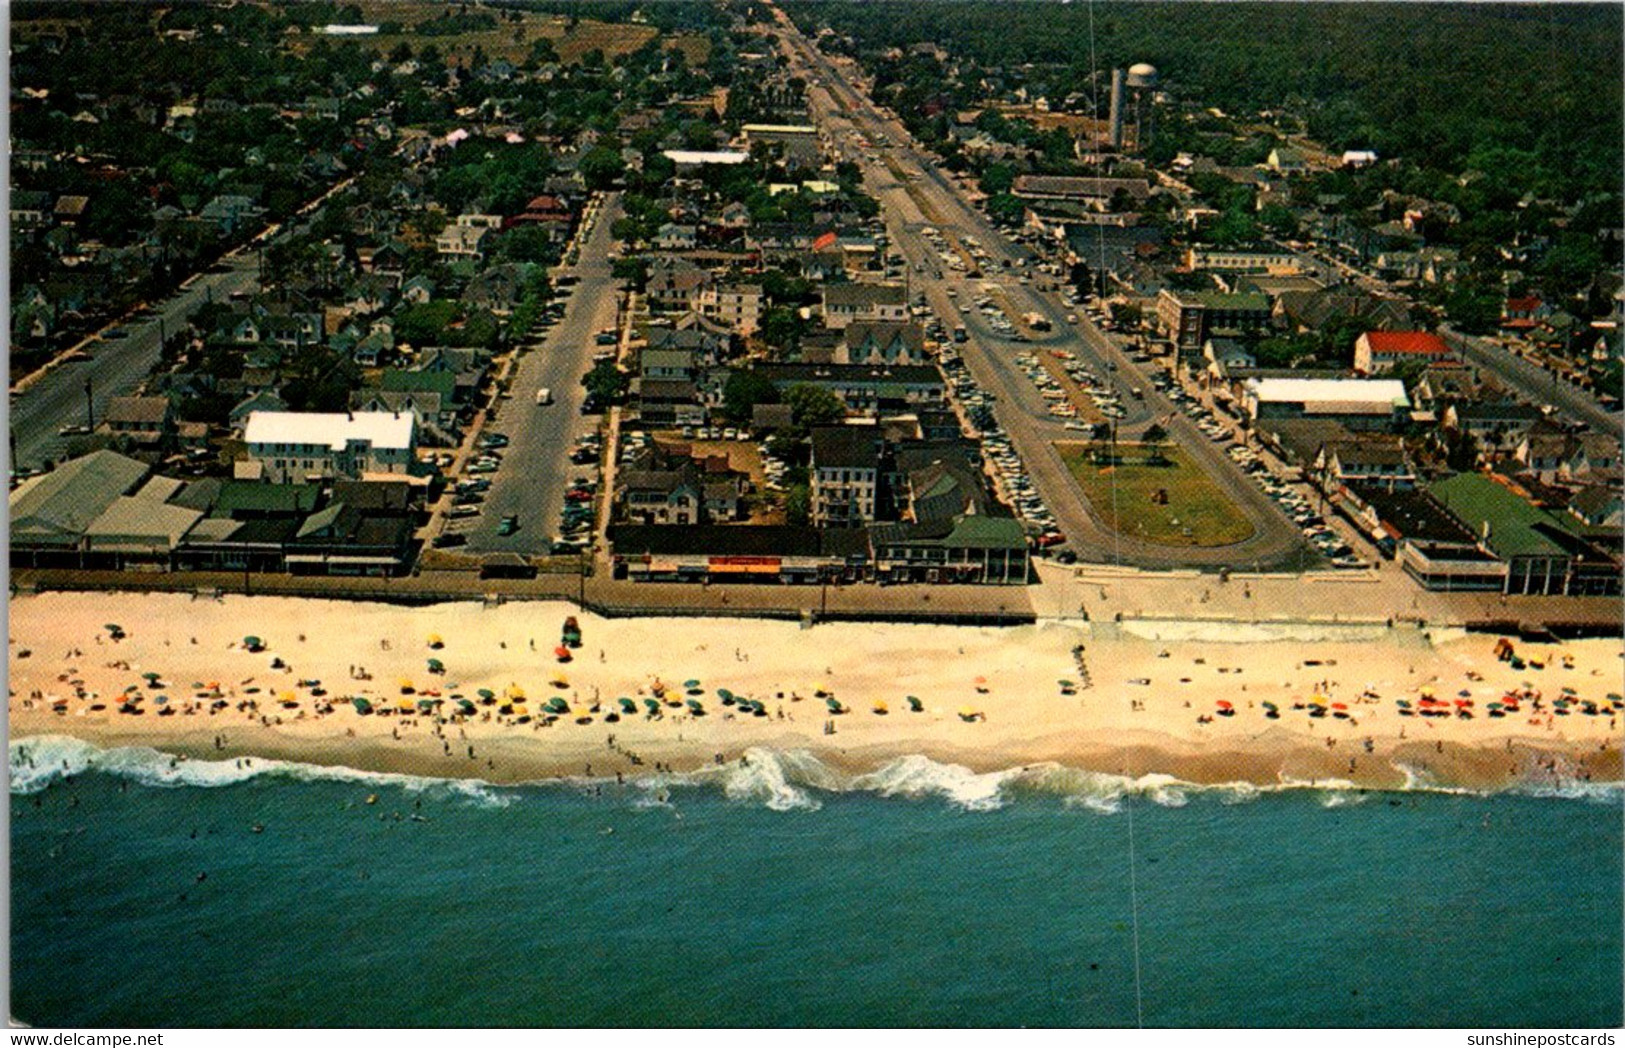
[243,635,263,650]
[477,688,496,701]
[825,697,844,713]
[351,697,373,714]
[684,679,701,689]
[716,688,734,701]
[142,671,162,681]
[546,697,570,715]
[618,697,637,713]
[906,695,923,712]
[427,658,445,673]
[686,699,705,713]
[105,624,123,633]
[643,698,661,712]
[417,699,436,713]
[457,699,477,715]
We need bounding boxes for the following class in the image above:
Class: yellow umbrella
[427,634,444,649]
[512,704,529,716]
[550,675,569,689]
[397,701,415,714]
[1309,695,1328,706]
[507,684,527,700]
[281,691,296,704]
[399,678,415,693]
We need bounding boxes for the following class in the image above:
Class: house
[1442,401,1545,451]
[1202,337,1255,376]
[243,410,416,483]
[1313,436,1415,492]
[1567,486,1623,530]
[401,275,435,304]
[647,259,711,313]
[620,464,704,525]
[654,223,699,250]
[1352,330,1452,374]
[462,264,533,316]
[349,390,448,444]
[100,396,174,449]
[81,475,205,571]
[53,194,90,224]
[199,194,265,235]
[693,282,762,335]
[810,426,883,526]
[435,223,489,260]
[1243,378,1409,432]
[821,282,908,330]
[1266,147,1307,174]
[839,321,926,366]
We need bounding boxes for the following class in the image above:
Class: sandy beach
[8,591,1622,791]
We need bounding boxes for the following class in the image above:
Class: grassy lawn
[1056,441,1256,547]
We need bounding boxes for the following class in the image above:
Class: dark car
[432,533,468,549]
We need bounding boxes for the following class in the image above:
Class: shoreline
[9,592,1622,793]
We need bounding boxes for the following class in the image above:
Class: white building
[243,411,416,483]
[1242,378,1409,431]
[694,283,763,336]
[821,282,908,330]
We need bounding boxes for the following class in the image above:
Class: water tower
[1124,62,1158,150]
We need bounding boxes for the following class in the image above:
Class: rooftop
[243,411,415,451]
[1247,377,1409,408]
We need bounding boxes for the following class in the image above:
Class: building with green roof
[1429,473,1620,596]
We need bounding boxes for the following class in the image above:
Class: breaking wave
[13,735,1621,812]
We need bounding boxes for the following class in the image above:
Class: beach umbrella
[427,658,445,673]
[456,699,476,715]
[1330,702,1347,711]
[686,699,705,713]
[417,699,436,713]
[1262,701,1278,711]
[716,688,734,701]
[508,685,527,700]
[1608,693,1623,704]
[546,697,570,715]
[907,696,924,712]
[142,671,162,682]
[1458,689,1473,698]
[427,634,444,649]
[477,688,495,701]
[351,697,372,714]
[825,697,844,714]
[399,678,415,693]
[550,674,570,689]
[153,695,168,705]
[618,698,636,714]
[554,645,571,660]
[958,707,981,721]
[104,624,123,633]
[643,698,661,712]
[244,636,263,650]
[397,700,415,714]
[1396,699,1411,708]
[1216,700,1233,710]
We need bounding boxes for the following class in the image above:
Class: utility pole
[83,378,94,429]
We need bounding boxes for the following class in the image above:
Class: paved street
[459,193,625,555]
[777,17,1313,570]
[9,257,260,473]
[1440,325,1621,434]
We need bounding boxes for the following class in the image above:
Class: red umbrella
[1215,700,1233,709]
[1331,702,1348,711]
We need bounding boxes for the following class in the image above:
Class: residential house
[821,282,908,330]
[1156,290,1273,355]
[838,321,926,366]
[100,396,174,450]
[693,282,762,335]
[654,223,699,250]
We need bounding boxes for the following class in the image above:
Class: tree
[1142,422,1169,465]
[579,146,626,191]
[758,305,804,351]
[722,369,780,424]
[581,360,630,405]
[784,383,845,437]
[785,483,811,526]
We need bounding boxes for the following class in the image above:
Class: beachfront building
[9,450,151,568]
[810,427,883,526]
[1241,378,1410,432]
[870,515,1030,585]
[243,410,416,484]
[1429,473,1621,596]
[607,525,871,584]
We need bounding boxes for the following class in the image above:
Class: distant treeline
[792,1,1623,198]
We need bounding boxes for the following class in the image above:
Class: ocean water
[10,737,1623,1028]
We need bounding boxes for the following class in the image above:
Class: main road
[462,193,626,556]
[768,6,1314,570]
[9,256,259,473]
